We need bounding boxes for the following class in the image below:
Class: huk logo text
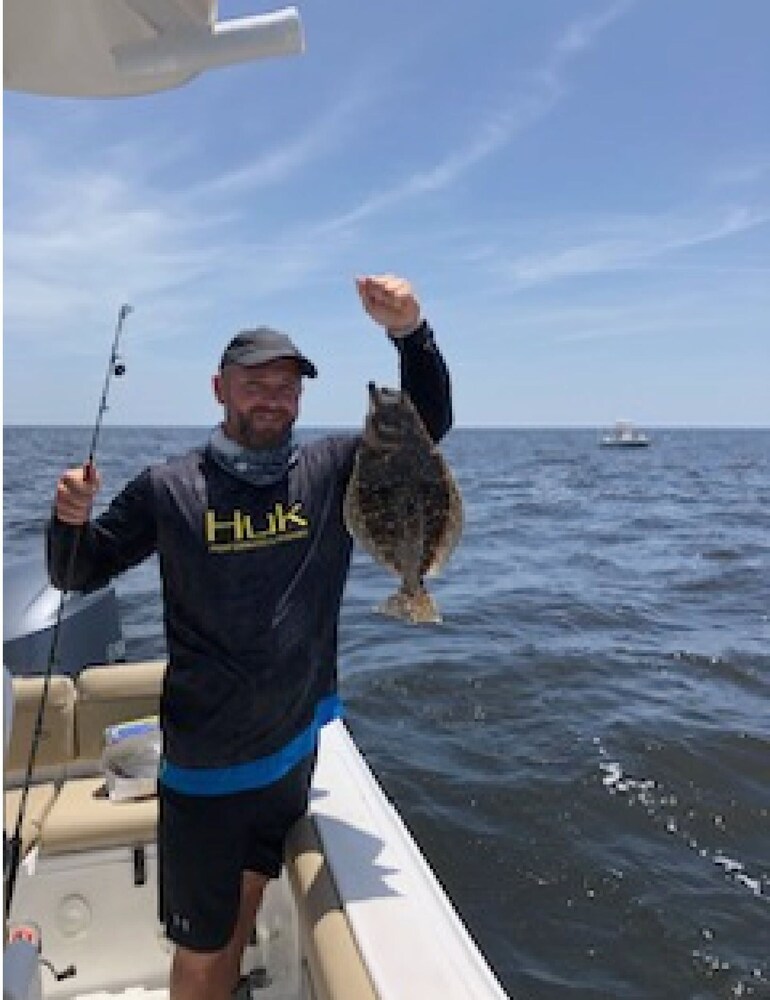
[205,503,309,552]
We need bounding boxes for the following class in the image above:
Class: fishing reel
[112,304,132,377]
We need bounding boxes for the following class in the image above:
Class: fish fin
[426,460,464,576]
[377,583,442,625]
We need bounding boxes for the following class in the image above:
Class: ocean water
[3,425,770,999]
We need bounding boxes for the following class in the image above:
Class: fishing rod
[4,303,134,922]
[84,303,132,480]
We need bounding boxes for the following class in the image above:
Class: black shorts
[158,753,315,952]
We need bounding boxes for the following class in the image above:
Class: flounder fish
[343,383,463,624]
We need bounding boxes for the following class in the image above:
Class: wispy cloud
[3,153,347,354]
[318,1,635,231]
[4,160,214,340]
[552,0,634,60]
[191,89,374,199]
[3,94,376,349]
[4,56,405,352]
[500,205,770,289]
[320,98,559,232]
[551,301,749,344]
[4,1,635,351]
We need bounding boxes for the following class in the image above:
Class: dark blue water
[4,426,770,999]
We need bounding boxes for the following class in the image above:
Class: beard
[227,407,294,450]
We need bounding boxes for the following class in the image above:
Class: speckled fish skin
[343,383,463,623]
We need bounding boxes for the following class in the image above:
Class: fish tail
[377,583,442,624]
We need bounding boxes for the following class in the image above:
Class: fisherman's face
[214,358,302,449]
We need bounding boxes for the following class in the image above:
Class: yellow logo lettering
[206,509,246,543]
[205,503,309,551]
[274,502,308,532]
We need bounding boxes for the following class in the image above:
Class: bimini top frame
[3,1,304,98]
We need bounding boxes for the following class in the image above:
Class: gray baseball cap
[219,326,317,378]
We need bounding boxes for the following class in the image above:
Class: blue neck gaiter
[207,426,296,487]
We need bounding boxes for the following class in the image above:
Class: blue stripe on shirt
[158,693,343,795]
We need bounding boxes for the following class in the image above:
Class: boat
[3,560,508,999]
[600,421,651,448]
[3,562,125,678]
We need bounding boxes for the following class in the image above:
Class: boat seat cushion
[39,776,158,856]
[4,784,58,857]
[5,675,76,784]
[74,660,165,762]
[285,815,377,1000]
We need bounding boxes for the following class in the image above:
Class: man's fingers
[55,466,101,524]
[357,274,412,310]
[355,274,420,333]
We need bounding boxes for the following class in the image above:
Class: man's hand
[356,275,421,337]
[55,465,101,525]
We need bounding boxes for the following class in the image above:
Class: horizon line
[4,422,769,432]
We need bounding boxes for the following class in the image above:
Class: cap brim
[222,348,317,378]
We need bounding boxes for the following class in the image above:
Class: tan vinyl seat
[4,675,77,855]
[39,776,158,855]
[4,784,58,857]
[4,674,77,785]
[39,661,165,855]
[74,660,165,764]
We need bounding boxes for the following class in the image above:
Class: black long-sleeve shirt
[47,322,452,792]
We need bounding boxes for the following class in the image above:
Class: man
[48,274,453,1000]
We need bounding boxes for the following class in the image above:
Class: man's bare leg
[170,871,269,1000]
[226,871,270,989]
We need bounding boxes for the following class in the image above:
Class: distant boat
[600,421,651,448]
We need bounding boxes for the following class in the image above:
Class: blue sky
[3,0,769,427]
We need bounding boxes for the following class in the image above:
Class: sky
[3,0,769,428]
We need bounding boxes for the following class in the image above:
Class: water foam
[594,737,769,995]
